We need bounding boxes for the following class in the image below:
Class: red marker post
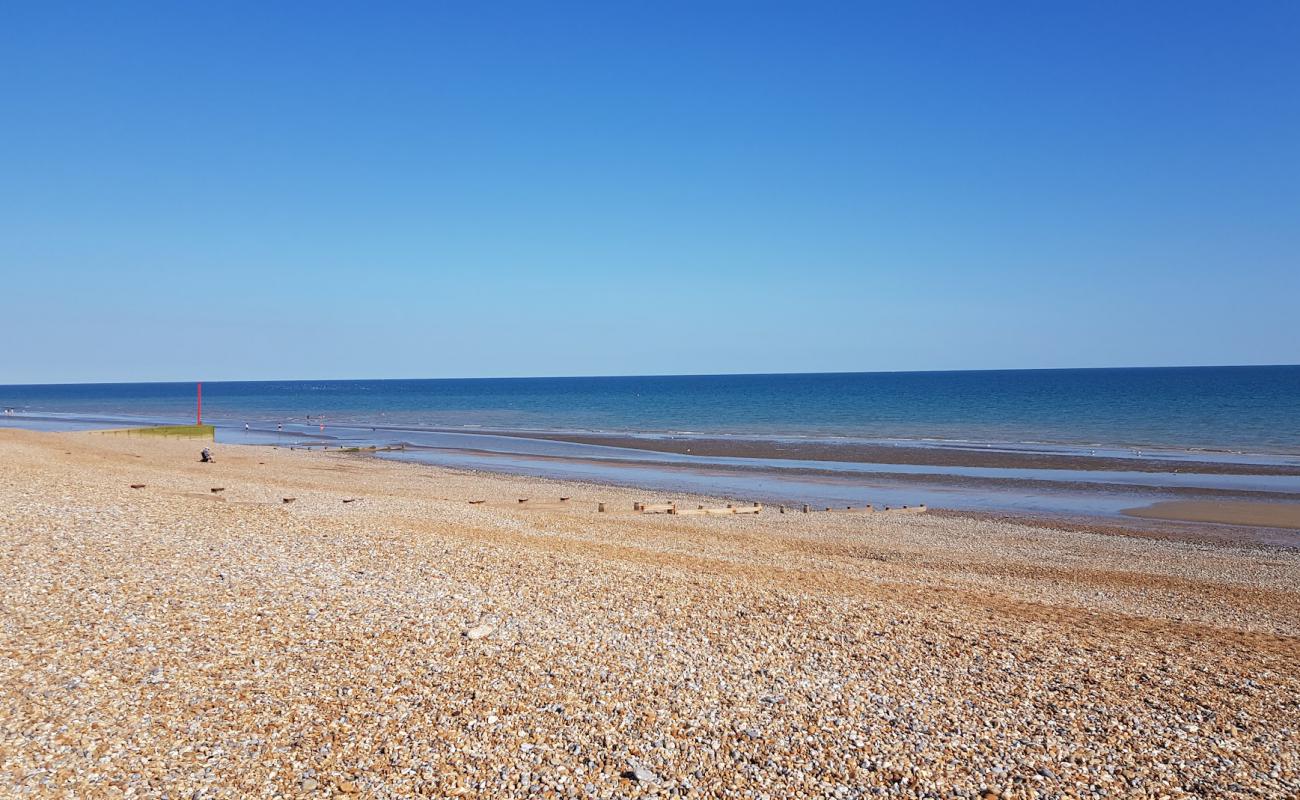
[197,382,203,426]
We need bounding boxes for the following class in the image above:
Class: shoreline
[1122,499,1300,531]
[402,454,1300,549]
[7,412,1300,476]
[931,507,1300,551]
[433,427,1300,476]
[7,415,1300,534]
[383,443,1300,500]
[367,444,1300,539]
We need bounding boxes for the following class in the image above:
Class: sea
[4,366,1300,525]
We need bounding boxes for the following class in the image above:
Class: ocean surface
[4,367,1300,527]
[3,366,1300,452]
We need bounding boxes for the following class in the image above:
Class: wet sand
[2,428,1299,798]
[934,508,1300,550]
[375,445,1300,536]
[397,445,1300,500]
[1124,499,1300,530]
[453,428,1300,476]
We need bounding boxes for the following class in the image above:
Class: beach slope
[1,429,1297,797]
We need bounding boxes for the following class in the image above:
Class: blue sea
[4,367,1300,525]
[2,366,1298,453]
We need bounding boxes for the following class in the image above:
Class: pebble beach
[2,428,1298,799]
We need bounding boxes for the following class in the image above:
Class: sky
[1,1,1298,383]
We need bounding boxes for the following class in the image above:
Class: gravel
[1,428,1297,798]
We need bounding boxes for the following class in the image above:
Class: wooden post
[802,504,810,513]
[669,502,677,515]
[598,502,605,513]
[779,505,785,514]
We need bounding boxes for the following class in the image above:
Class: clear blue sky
[2,1,1297,383]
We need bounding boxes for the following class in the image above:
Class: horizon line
[3,362,1298,388]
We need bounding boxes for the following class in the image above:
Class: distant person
[200,447,214,463]
[277,423,283,432]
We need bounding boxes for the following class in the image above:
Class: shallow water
[376,446,1156,518]
[5,366,1300,529]
[16,415,1285,526]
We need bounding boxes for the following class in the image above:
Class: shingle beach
[2,429,1297,799]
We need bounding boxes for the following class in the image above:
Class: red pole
[197,382,202,426]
